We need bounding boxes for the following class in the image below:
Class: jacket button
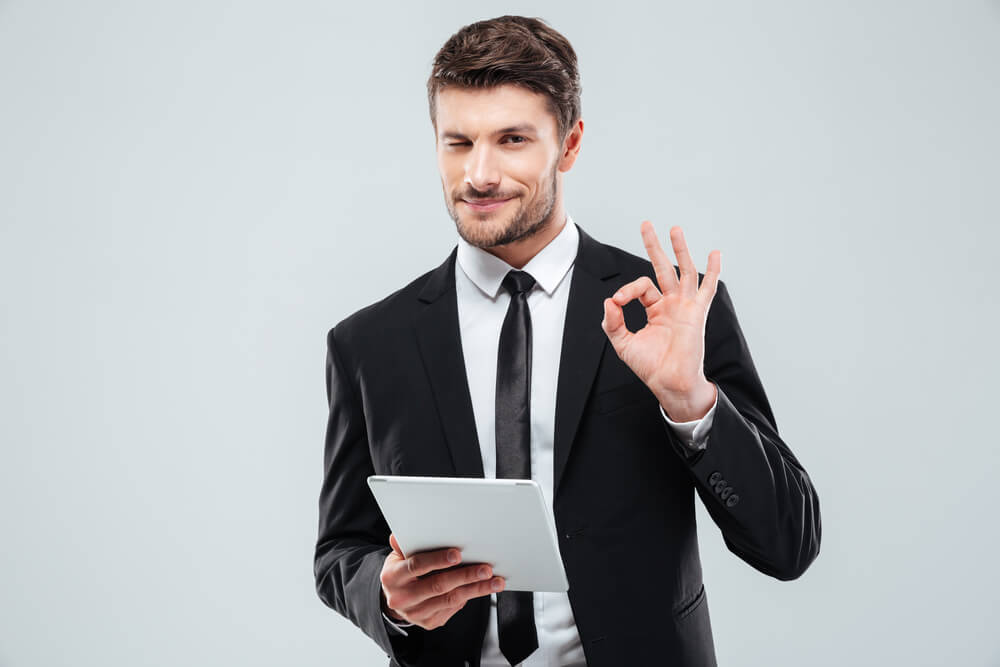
[709,471,722,485]
[726,494,740,507]
[721,486,733,500]
[714,479,727,494]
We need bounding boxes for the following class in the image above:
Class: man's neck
[485,204,568,270]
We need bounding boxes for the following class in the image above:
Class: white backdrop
[1,1,998,665]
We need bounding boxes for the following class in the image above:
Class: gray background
[1,1,998,665]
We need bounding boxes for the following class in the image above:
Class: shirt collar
[456,213,579,299]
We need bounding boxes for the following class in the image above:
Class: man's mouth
[462,197,512,212]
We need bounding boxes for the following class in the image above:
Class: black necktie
[495,269,539,666]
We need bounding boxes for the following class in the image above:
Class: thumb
[601,297,631,354]
[389,533,404,558]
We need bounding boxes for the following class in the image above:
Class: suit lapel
[553,224,620,498]
[413,247,485,478]
[411,224,622,495]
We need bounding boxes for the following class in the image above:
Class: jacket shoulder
[604,241,659,277]
[326,261,442,350]
[600,238,721,291]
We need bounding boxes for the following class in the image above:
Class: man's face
[434,84,567,249]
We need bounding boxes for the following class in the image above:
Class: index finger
[398,546,463,581]
[640,220,680,293]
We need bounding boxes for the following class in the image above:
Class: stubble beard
[446,163,559,250]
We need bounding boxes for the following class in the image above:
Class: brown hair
[427,15,582,144]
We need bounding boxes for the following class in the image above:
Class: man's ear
[558,118,584,172]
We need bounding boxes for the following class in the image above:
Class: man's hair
[427,15,582,144]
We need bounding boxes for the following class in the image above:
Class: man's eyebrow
[441,124,539,140]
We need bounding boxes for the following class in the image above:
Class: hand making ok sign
[600,221,721,422]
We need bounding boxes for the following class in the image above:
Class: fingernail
[479,566,490,578]
[448,550,459,563]
[491,578,503,591]
[613,291,623,299]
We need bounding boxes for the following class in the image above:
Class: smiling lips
[463,198,512,212]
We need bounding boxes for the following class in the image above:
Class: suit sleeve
[661,279,822,581]
[660,390,718,456]
[383,610,416,635]
[314,325,425,663]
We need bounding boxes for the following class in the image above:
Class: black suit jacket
[314,223,821,667]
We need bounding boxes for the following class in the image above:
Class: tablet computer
[367,475,569,593]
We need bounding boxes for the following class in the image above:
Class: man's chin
[457,217,517,249]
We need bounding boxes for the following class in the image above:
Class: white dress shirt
[382,214,719,666]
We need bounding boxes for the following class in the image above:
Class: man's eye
[446,137,525,147]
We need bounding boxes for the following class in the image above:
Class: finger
[384,547,464,609]
[612,276,662,309]
[697,249,721,307]
[380,534,407,589]
[389,534,404,558]
[405,575,506,625]
[601,297,633,353]
[399,546,462,581]
[640,220,680,293]
[669,226,698,295]
[408,563,495,609]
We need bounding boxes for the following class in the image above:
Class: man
[314,15,821,667]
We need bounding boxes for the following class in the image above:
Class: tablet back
[367,475,569,592]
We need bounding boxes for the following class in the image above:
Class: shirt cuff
[382,610,416,636]
[659,383,719,453]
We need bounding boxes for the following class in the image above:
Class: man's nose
[464,144,500,192]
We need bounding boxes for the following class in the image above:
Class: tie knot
[501,269,536,296]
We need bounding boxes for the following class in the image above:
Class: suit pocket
[589,380,658,415]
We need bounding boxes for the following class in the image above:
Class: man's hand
[380,534,506,631]
[601,221,721,422]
